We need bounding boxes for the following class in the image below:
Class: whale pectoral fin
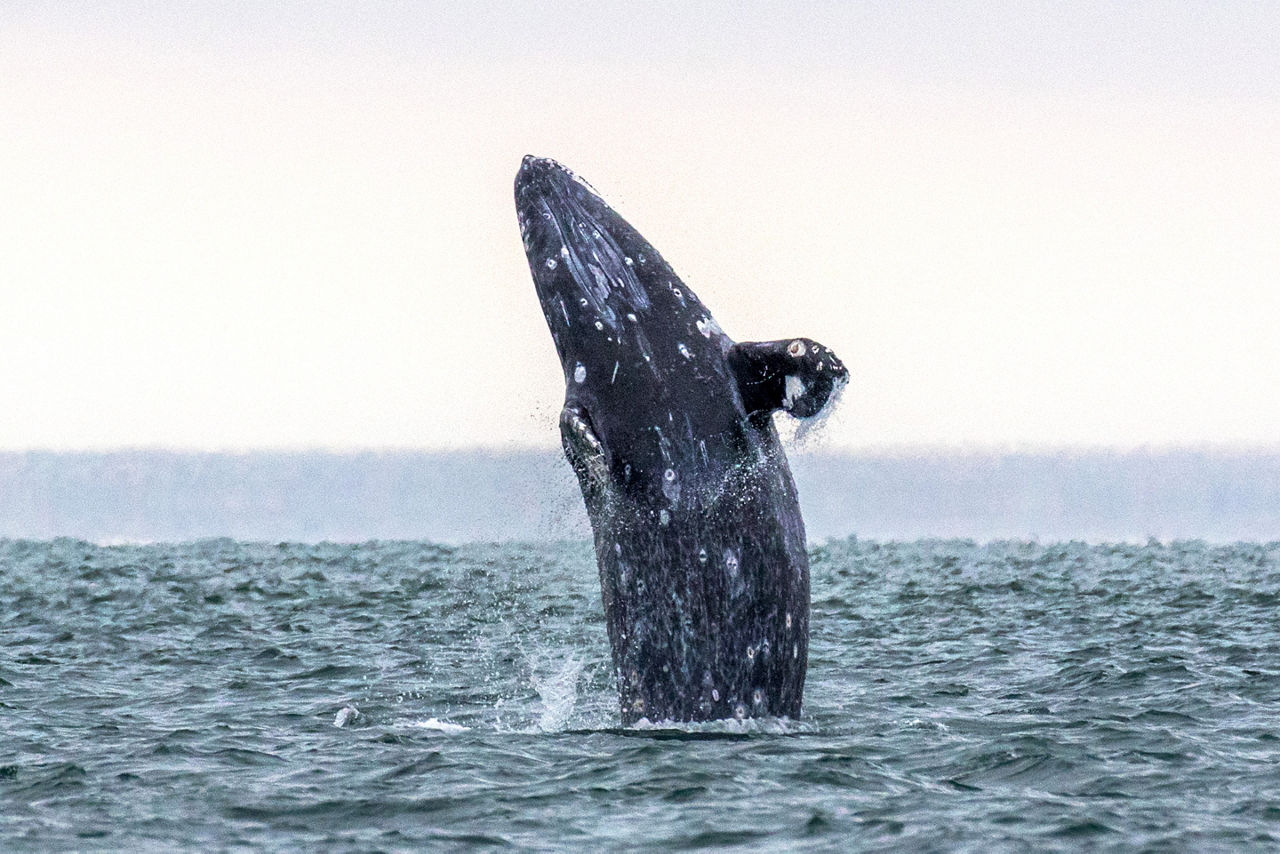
[729,338,850,420]
[560,404,611,507]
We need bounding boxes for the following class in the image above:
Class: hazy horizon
[4,446,1279,544]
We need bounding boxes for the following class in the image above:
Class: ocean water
[3,537,1280,851]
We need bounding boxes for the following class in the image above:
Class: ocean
[3,536,1278,850]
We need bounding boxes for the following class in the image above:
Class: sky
[1,2,1277,451]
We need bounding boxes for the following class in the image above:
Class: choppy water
[3,537,1280,851]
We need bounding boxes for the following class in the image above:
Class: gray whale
[515,156,848,723]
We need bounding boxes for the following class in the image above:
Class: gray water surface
[3,538,1279,850]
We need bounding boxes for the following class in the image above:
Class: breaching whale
[514,156,847,724]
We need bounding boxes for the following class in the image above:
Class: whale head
[514,155,733,400]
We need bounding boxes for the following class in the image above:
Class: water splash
[333,704,360,728]
[410,717,471,734]
[777,373,849,450]
[530,654,586,732]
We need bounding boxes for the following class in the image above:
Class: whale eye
[787,340,806,358]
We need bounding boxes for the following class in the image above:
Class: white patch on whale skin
[723,548,739,575]
[782,375,806,411]
[545,257,557,270]
[677,342,692,360]
[573,363,586,384]
[661,466,681,505]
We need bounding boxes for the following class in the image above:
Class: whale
[514,156,848,724]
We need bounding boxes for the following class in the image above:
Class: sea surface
[3,537,1280,851]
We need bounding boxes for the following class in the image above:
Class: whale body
[515,156,847,723]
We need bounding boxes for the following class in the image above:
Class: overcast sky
[2,2,1277,450]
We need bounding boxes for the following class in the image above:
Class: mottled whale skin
[515,156,847,724]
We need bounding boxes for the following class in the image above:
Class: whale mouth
[516,157,651,328]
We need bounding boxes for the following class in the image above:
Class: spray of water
[530,653,586,731]
[777,373,849,451]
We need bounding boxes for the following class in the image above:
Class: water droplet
[785,612,792,629]
[573,363,586,383]
[627,313,637,322]
[711,688,720,702]
[545,257,557,269]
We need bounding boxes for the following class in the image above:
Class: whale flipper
[560,404,611,511]
[728,338,848,421]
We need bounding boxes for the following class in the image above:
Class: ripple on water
[1,538,1280,849]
